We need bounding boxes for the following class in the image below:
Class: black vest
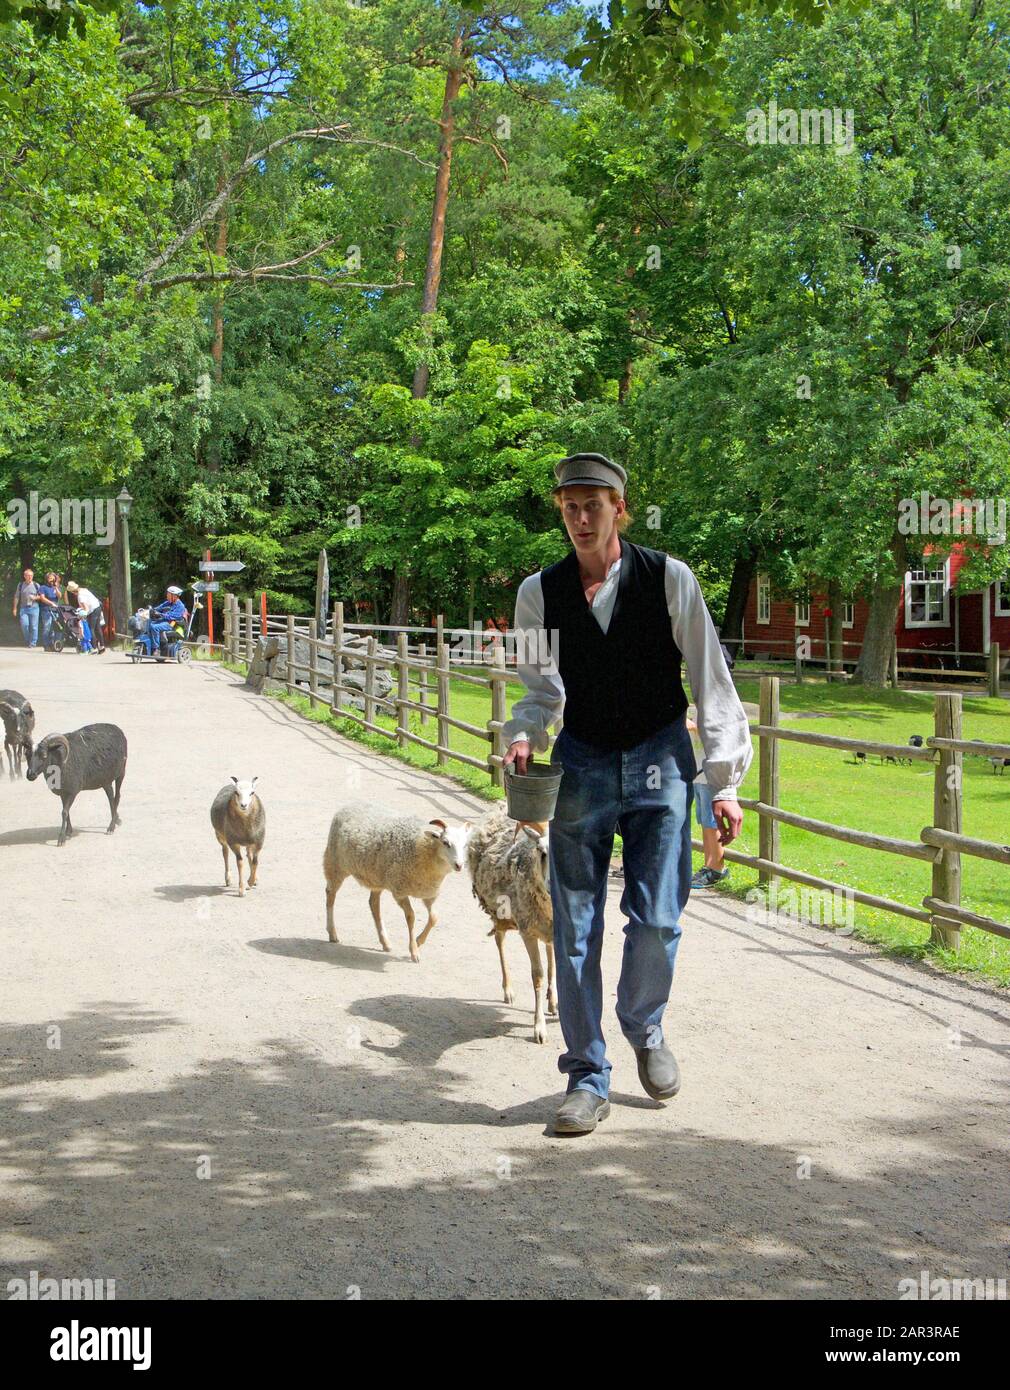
[541,537,688,751]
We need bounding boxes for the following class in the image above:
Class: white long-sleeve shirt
[502,551,753,801]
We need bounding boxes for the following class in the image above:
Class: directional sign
[199,559,245,573]
[193,581,220,593]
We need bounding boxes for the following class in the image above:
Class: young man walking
[502,454,753,1135]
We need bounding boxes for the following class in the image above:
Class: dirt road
[1,645,1007,1299]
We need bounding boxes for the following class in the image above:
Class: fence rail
[734,677,1010,950]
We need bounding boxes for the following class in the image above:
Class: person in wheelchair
[145,585,189,661]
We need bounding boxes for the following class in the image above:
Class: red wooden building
[741,545,1010,670]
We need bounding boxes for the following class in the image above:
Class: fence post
[364,636,376,730]
[490,644,506,787]
[396,632,408,747]
[286,614,295,695]
[308,617,319,709]
[930,692,963,952]
[890,636,899,689]
[418,641,429,728]
[332,602,343,716]
[436,613,445,665]
[758,675,780,889]
[989,641,1001,698]
[243,597,253,666]
[222,595,232,660]
[437,638,449,767]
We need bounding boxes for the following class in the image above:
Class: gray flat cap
[551,452,628,498]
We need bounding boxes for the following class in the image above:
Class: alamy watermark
[898,1269,1007,1300]
[745,100,855,155]
[7,1269,116,1299]
[747,882,855,930]
[898,493,1007,544]
[5,492,115,545]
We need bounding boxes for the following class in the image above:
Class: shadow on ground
[1,1005,1006,1300]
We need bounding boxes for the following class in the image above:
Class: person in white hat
[502,453,753,1135]
[147,585,189,660]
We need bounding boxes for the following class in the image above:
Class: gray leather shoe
[634,1043,681,1101]
[553,1089,611,1135]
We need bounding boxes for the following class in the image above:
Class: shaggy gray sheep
[467,809,556,1043]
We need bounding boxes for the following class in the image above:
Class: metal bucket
[504,759,564,823]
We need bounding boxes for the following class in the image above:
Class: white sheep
[467,809,556,1043]
[323,801,471,961]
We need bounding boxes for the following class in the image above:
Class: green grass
[206,649,1010,986]
[728,679,1010,984]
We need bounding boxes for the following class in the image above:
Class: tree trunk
[397,27,467,620]
[617,357,633,404]
[411,27,465,402]
[388,571,412,628]
[721,545,758,652]
[856,535,907,686]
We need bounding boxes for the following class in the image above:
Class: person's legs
[39,606,53,649]
[691,782,728,887]
[614,720,693,1050]
[88,607,104,651]
[19,606,39,647]
[549,730,621,1100]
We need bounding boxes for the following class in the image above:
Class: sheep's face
[520,821,551,890]
[426,819,471,872]
[230,776,258,810]
[26,735,66,784]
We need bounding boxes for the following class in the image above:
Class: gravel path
[1,646,1007,1299]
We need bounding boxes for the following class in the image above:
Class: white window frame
[904,558,950,628]
[757,573,771,625]
[795,594,811,626]
[842,600,855,629]
[996,579,1010,617]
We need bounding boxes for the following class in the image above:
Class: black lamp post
[116,487,133,619]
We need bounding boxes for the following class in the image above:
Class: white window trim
[842,600,855,630]
[795,595,810,626]
[996,579,1010,618]
[756,573,771,625]
[904,559,951,629]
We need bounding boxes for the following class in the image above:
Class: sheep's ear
[230,776,239,786]
[426,819,446,836]
[250,777,258,789]
[521,823,541,842]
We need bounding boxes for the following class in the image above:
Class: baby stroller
[128,598,199,664]
[50,603,93,654]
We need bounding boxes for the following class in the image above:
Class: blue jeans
[694,781,718,830]
[39,606,54,649]
[147,620,172,654]
[549,717,696,1099]
[18,605,39,646]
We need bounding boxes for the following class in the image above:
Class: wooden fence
[739,631,1004,694]
[218,599,1008,951]
[695,675,1010,952]
[219,594,527,789]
